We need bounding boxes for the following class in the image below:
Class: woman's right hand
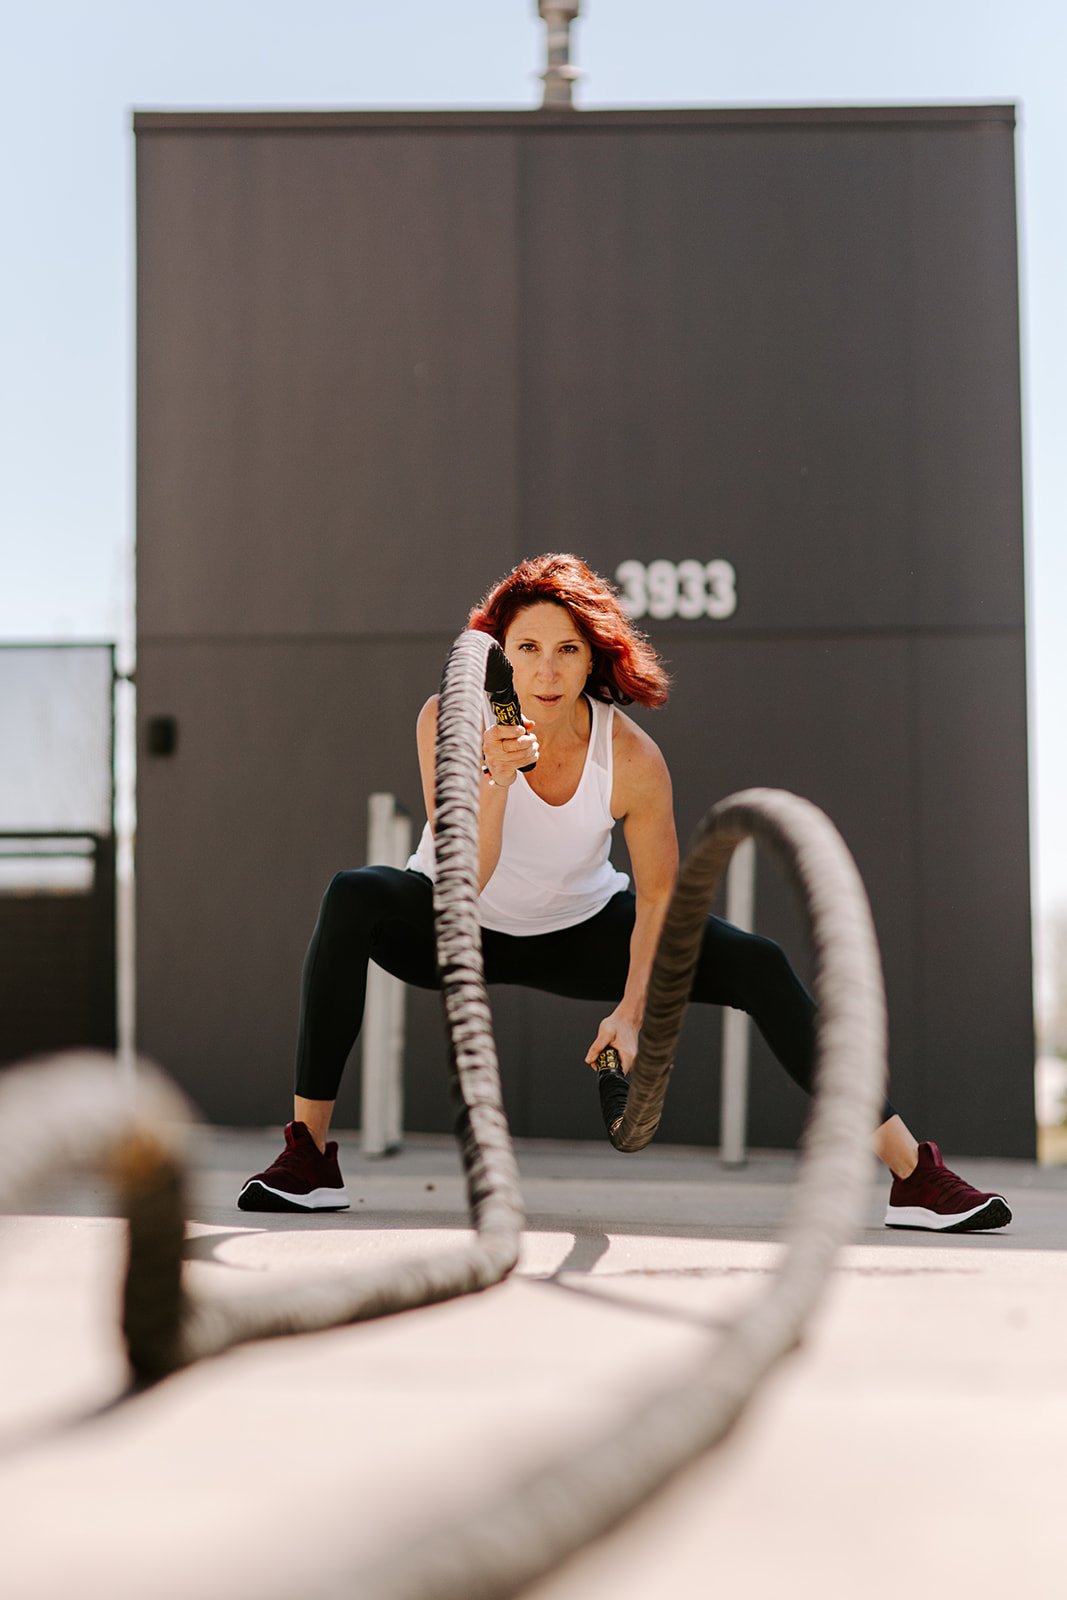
[482,718,538,788]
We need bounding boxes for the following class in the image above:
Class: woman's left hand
[585,1013,640,1076]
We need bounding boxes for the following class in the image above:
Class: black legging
[295,866,894,1122]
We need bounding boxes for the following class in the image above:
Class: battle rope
[0,632,524,1382]
[1,626,887,1600]
[595,789,882,1154]
[148,627,526,1375]
[339,641,889,1598]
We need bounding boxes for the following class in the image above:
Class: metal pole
[537,2,581,108]
[114,664,137,1088]
[361,794,411,1156]
[720,837,756,1165]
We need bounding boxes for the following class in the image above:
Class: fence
[0,646,117,1064]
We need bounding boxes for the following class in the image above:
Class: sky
[3,0,1065,963]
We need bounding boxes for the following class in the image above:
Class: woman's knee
[734,933,814,1023]
[318,866,393,933]
[746,932,792,980]
[696,921,801,1009]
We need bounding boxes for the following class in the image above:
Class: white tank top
[407,694,630,936]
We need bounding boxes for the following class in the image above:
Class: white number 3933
[615,559,737,621]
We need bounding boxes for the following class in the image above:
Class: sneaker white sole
[237,1180,350,1213]
[884,1196,1011,1232]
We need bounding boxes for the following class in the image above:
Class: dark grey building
[135,106,1032,1156]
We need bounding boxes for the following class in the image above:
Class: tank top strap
[590,697,615,777]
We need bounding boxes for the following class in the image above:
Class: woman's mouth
[535,694,562,704]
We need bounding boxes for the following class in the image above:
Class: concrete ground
[1,1128,1065,1600]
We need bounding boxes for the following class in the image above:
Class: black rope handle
[483,636,537,771]
[595,1046,629,1139]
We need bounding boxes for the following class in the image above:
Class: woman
[239,553,1011,1233]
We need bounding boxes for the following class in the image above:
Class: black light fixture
[145,715,179,757]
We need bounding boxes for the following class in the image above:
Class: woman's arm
[584,714,678,1073]
[415,695,539,894]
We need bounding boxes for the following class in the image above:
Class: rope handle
[483,639,537,772]
[595,1045,629,1139]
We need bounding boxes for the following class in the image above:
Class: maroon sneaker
[884,1141,1011,1232]
[237,1122,350,1213]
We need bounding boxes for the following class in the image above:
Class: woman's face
[503,602,593,726]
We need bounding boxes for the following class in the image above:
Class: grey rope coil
[598,791,882,1155]
[0,1052,192,1387]
[0,632,523,1383]
[1,627,886,1600]
[430,630,526,1260]
[155,628,525,1372]
[340,690,889,1597]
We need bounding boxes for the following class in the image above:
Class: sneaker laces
[922,1162,983,1203]
[269,1130,324,1175]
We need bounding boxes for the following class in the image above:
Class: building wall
[135,108,1032,1155]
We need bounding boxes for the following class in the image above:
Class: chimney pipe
[537,2,582,109]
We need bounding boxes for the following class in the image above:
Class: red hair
[467,553,670,708]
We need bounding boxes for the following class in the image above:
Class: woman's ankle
[872,1113,919,1179]
[294,1096,335,1153]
